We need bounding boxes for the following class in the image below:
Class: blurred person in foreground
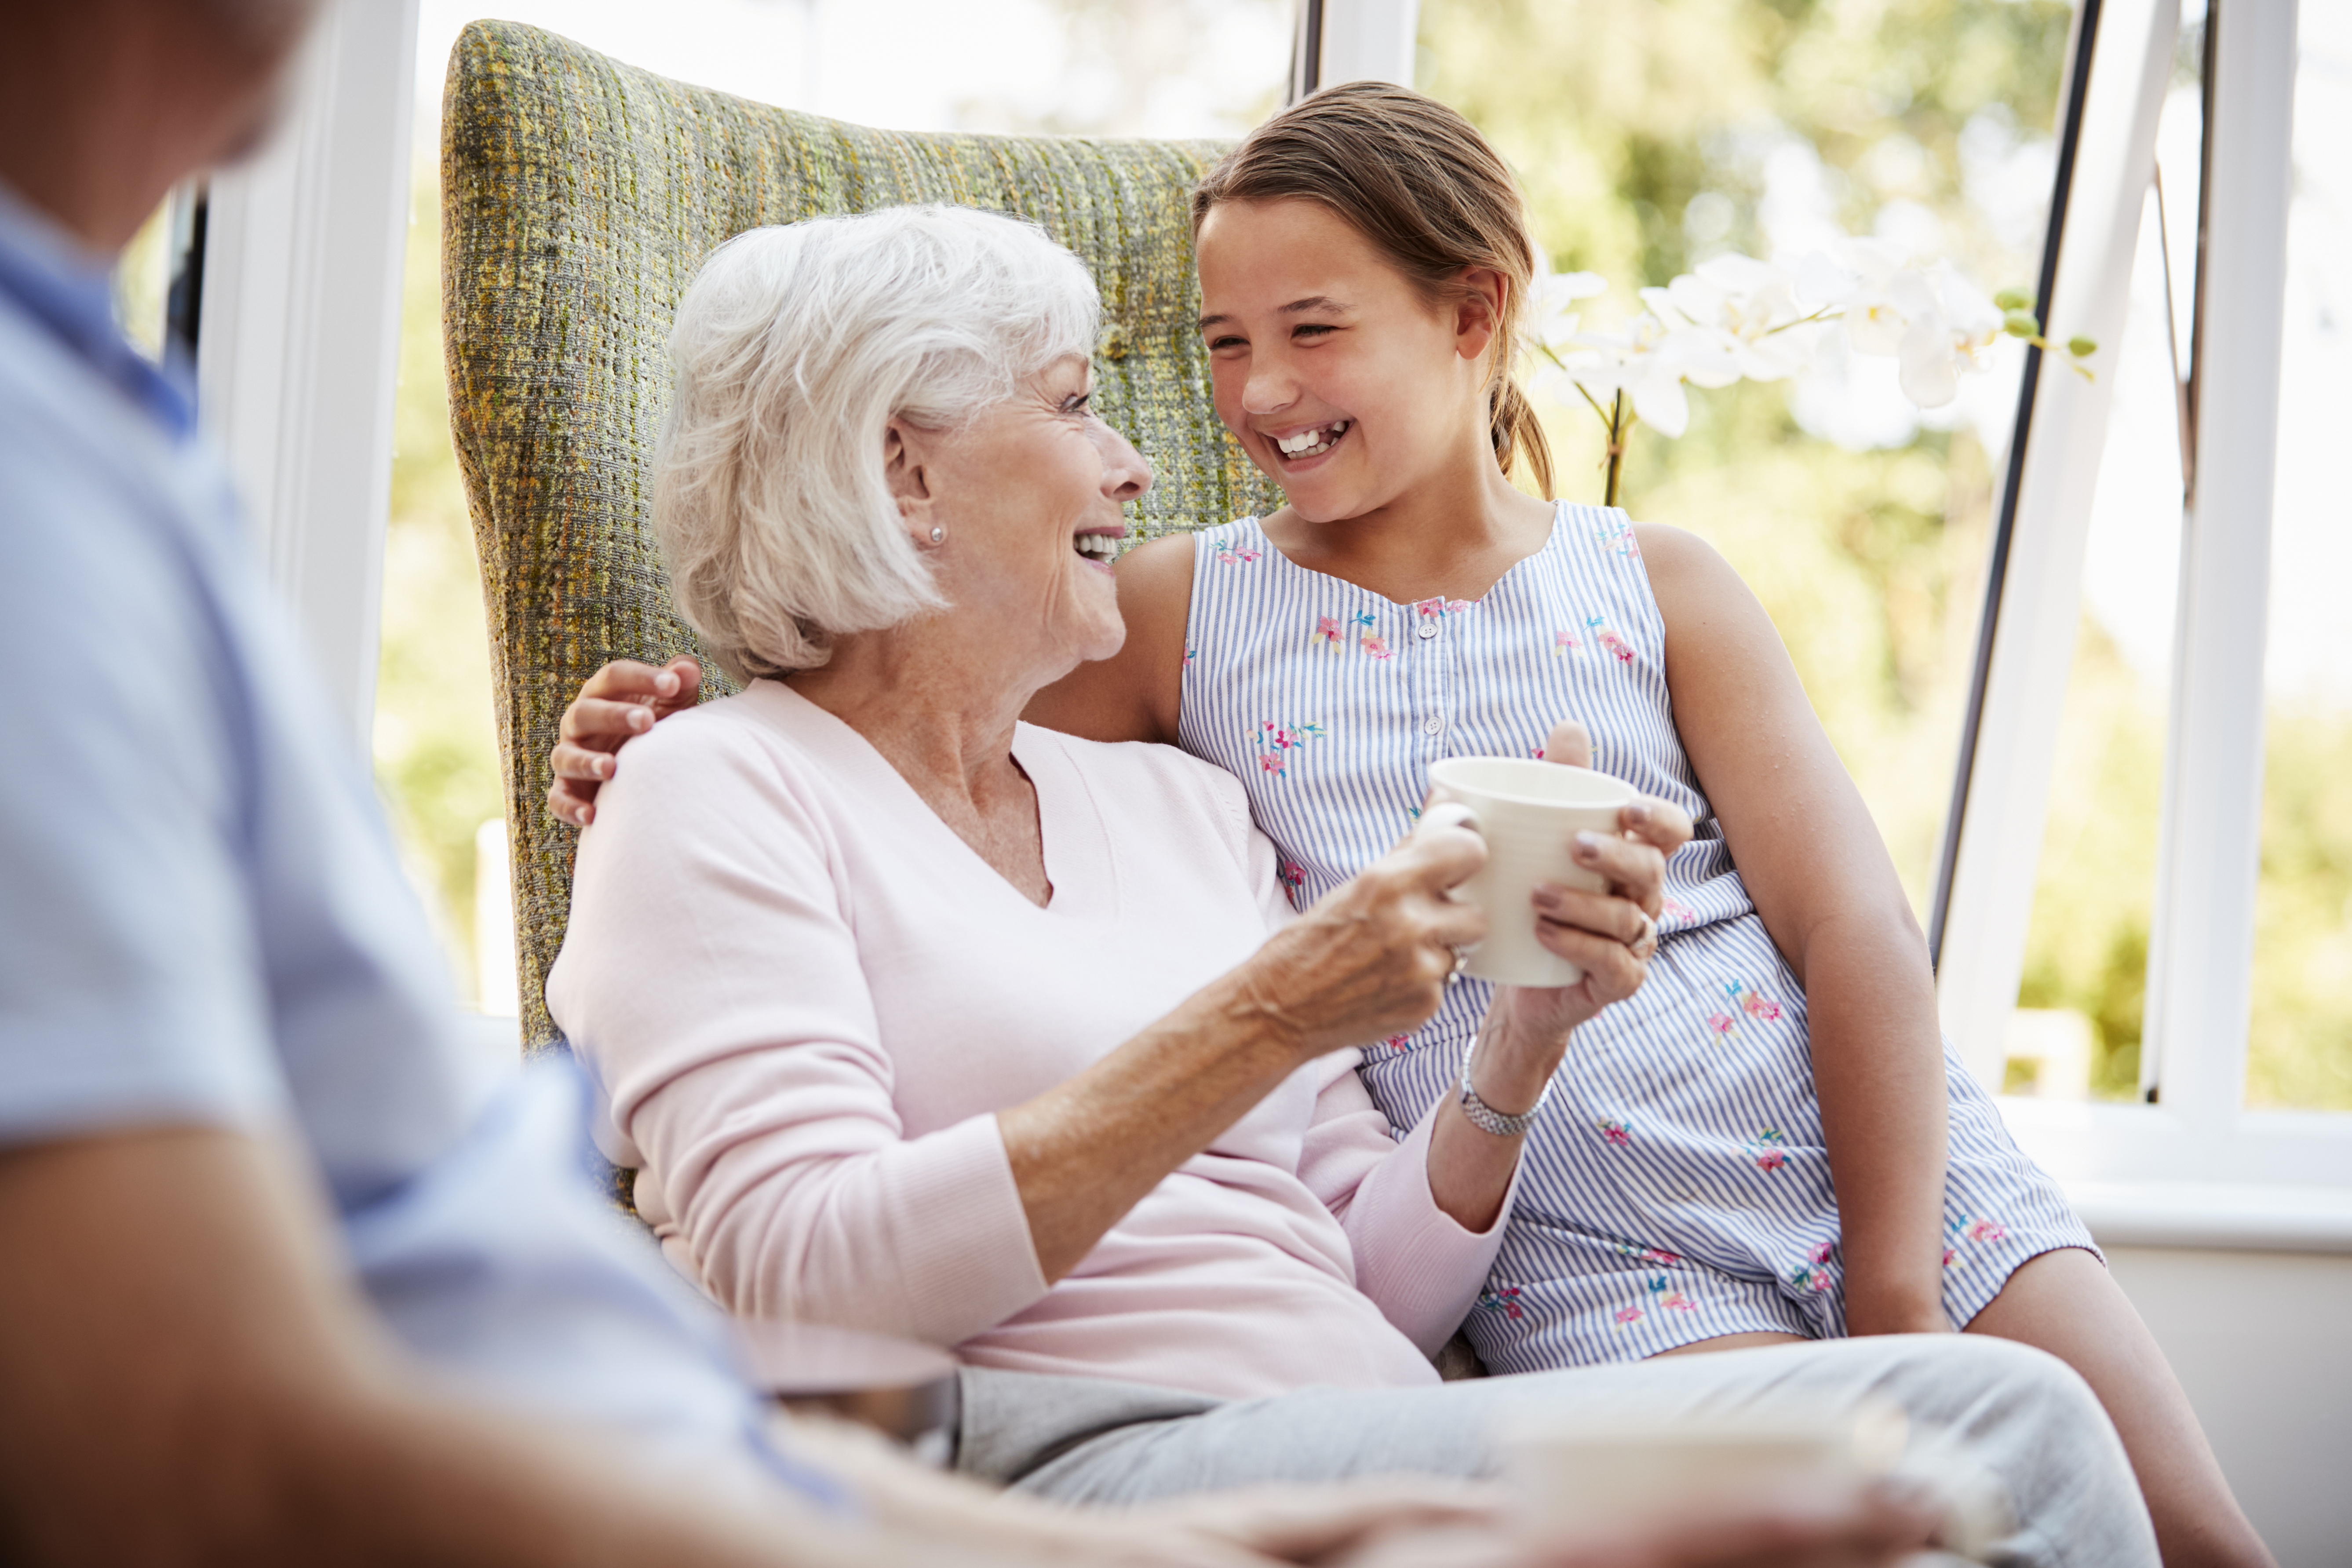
[0,2,1945,1564]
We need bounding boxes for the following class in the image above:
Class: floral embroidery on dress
[1942,1210,2010,1265]
[1382,1034,1413,1051]
[1613,1242,1683,1267]
[1415,596,1475,618]
[1278,861,1306,893]
[1478,1286,1525,1322]
[1350,610,1378,632]
[1727,979,1783,1021]
[1360,633,1392,660]
[1648,1275,1699,1313]
[1787,1240,1837,1293]
[1595,518,1641,558]
[1553,629,1581,656]
[1598,1117,1634,1148]
[1584,616,1637,664]
[1745,1128,1790,1172]
[1707,979,1783,1043]
[1312,615,1346,648]
[1214,547,1260,565]
[1251,720,1323,779]
[1612,1275,1698,1331]
[1661,896,1698,923]
[1183,647,1197,668]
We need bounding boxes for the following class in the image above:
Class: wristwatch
[1457,1031,1551,1138]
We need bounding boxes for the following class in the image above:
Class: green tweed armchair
[440,21,1280,1052]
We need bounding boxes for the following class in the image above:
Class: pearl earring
[929,526,945,544]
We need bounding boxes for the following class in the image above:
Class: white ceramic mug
[1425,756,1634,987]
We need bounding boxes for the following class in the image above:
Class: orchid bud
[2067,335,2097,358]
[1993,287,2034,312]
[2003,310,2041,338]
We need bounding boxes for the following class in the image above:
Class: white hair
[653,204,1101,680]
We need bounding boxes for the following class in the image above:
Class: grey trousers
[955,1335,2157,1568]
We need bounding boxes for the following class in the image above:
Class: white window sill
[2065,1181,2352,1254]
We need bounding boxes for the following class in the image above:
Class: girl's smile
[1268,419,1353,465]
[1196,197,1504,529]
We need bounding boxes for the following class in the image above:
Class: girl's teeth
[1276,421,1348,456]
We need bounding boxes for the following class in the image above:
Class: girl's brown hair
[1192,82,1554,500]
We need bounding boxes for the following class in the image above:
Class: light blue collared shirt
[0,180,840,1507]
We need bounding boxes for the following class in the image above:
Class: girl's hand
[1490,719,1694,1048]
[1238,813,1490,1063]
[547,656,702,826]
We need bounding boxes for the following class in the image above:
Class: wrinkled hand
[1238,813,1490,1062]
[547,656,702,827]
[1488,719,1694,1054]
[1331,1478,1940,1568]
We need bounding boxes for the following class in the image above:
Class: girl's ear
[1452,266,1508,367]
[884,419,938,535]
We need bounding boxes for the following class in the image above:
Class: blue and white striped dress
[1176,504,2093,1370]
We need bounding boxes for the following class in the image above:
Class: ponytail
[1491,375,1555,500]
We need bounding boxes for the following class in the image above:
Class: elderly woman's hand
[1236,816,1491,1062]
[547,656,702,827]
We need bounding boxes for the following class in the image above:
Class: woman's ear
[1452,266,1508,367]
[883,419,937,539]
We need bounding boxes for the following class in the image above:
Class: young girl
[552,84,2268,1568]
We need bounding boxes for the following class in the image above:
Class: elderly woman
[546,205,2148,1561]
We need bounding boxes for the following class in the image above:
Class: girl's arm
[1022,532,1194,743]
[545,536,1194,826]
[1638,522,1953,1335]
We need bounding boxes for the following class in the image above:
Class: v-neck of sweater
[746,680,1116,923]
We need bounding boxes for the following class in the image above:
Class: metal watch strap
[1457,1032,1550,1137]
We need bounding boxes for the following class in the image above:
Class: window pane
[2002,33,2204,1103]
[2248,0,2352,1111]
[1419,0,2071,917]
[381,2,1291,1009]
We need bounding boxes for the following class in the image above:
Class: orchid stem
[1603,390,1628,510]
[1575,381,1614,427]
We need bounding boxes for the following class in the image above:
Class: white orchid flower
[1645,255,1822,383]
[1527,269,1608,353]
[1789,238,2011,408]
[1521,240,2077,511]
[1546,311,1717,438]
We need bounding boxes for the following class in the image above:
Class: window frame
[1932,0,2352,1211]
[194,0,419,746]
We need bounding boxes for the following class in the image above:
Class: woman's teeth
[1274,421,1349,458]
[1074,532,1119,562]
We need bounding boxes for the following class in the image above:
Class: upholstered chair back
[441,21,1278,1050]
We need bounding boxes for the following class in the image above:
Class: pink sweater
[547,681,1511,1400]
